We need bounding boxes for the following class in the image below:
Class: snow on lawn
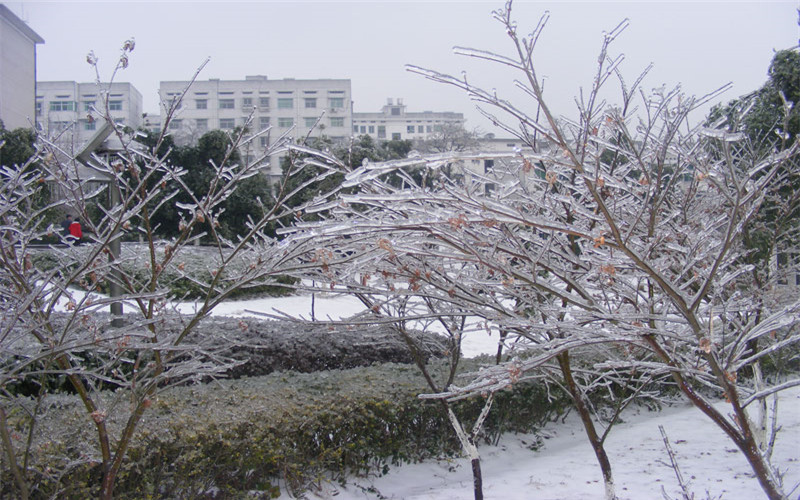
[308,386,800,500]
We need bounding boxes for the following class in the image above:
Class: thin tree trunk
[0,405,29,500]
[557,352,617,500]
[643,336,788,500]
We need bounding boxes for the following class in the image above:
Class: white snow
[308,386,800,500]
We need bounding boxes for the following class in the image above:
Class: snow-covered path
[309,387,800,500]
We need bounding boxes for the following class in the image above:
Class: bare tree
[0,42,340,499]
[415,122,481,154]
[282,3,800,499]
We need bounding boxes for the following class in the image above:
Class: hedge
[2,359,571,499]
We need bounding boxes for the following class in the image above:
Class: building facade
[36,81,143,151]
[159,75,352,180]
[352,98,465,142]
[0,4,44,130]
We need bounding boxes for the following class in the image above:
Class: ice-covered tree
[282,3,800,499]
[0,43,339,499]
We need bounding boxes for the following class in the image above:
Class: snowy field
[305,386,800,500]
[198,292,800,500]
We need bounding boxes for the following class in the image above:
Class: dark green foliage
[1,361,570,499]
[280,135,413,217]
[0,126,37,169]
[744,50,800,148]
[709,49,800,282]
[135,129,276,240]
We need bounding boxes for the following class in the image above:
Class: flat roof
[0,4,44,44]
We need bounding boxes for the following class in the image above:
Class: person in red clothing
[68,218,83,244]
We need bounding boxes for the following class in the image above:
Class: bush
[28,244,298,300]
[1,361,571,499]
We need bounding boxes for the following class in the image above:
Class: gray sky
[6,1,799,133]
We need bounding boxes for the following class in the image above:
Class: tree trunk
[557,352,617,500]
[471,457,484,500]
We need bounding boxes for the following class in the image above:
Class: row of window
[189,96,346,111]
[353,124,442,135]
[166,116,347,131]
[37,100,124,115]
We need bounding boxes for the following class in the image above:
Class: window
[35,102,42,116]
[418,125,424,133]
[392,133,401,140]
[219,118,235,129]
[304,117,318,127]
[219,99,235,109]
[260,136,270,148]
[360,126,366,133]
[304,98,317,108]
[426,125,432,133]
[377,125,386,139]
[169,119,182,130]
[329,97,344,109]
[83,120,96,131]
[259,97,270,109]
[242,97,253,108]
[368,125,375,133]
[109,100,123,111]
[330,117,344,127]
[390,107,400,116]
[49,100,75,112]
[196,118,208,131]
[353,125,359,133]
[196,99,207,109]
[259,117,271,129]
[277,98,293,109]
[407,125,415,134]
[51,121,71,132]
[83,101,95,112]
[278,117,294,127]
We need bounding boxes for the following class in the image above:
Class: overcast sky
[6,1,799,133]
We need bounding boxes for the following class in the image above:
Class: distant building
[0,4,44,130]
[142,112,161,134]
[353,98,465,142]
[159,75,353,181]
[36,81,143,150]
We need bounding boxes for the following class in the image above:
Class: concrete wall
[0,4,43,130]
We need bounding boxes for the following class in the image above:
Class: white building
[353,98,465,142]
[0,4,44,130]
[36,81,143,151]
[158,75,353,180]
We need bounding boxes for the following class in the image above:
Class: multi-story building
[0,4,44,130]
[36,81,143,151]
[159,75,352,180]
[353,98,465,142]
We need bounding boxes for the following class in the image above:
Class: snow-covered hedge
[2,360,570,498]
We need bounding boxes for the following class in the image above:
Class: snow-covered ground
[304,386,800,500]
[202,292,800,500]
